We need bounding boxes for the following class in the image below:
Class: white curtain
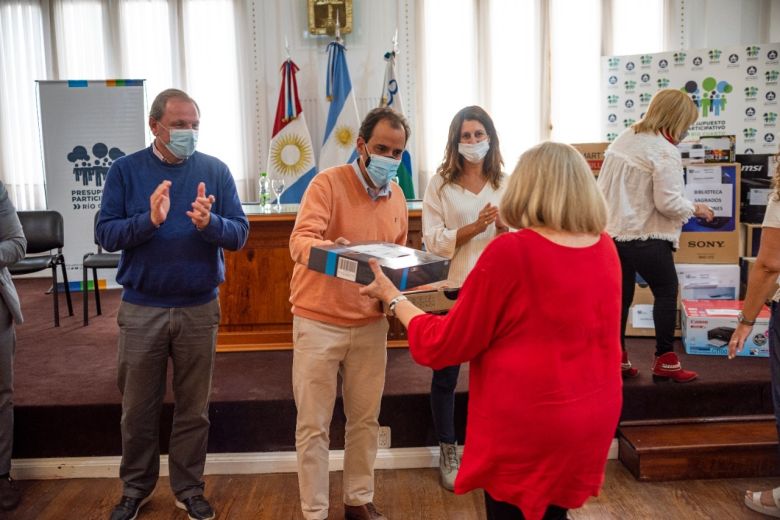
[0,0,253,210]
[0,1,49,209]
[416,0,665,188]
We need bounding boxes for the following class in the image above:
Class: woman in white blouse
[597,89,713,383]
[421,106,507,491]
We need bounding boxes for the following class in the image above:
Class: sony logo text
[687,240,726,248]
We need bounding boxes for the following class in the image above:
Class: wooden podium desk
[217,202,423,352]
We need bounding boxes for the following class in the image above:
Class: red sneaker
[621,351,638,378]
[652,352,697,383]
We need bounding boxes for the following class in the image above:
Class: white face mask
[458,140,490,163]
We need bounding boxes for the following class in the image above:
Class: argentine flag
[380,49,415,199]
[267,58,316,203]
[320,40,360,170]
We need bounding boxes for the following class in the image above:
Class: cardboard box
[382,284,459,314]
[736,154,775,224]
[682,299,770,357]
[676,263,740,300]
[741,223,762,257]
[625,283,682,337]
[571,143,609,176]
[308,242,450,290]
[677,142,705,166]
[699,135,736,163]
[675,164,741,264]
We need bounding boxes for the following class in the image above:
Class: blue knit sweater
[96,147,249,307]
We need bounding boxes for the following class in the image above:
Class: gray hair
[149,89,200,120]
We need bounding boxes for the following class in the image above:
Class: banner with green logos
[602,43,780,155]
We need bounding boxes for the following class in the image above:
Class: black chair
[9,210,73,326]
[83,212,120,326]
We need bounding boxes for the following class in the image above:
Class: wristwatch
[738,311,756,326]
[387,295,408,317]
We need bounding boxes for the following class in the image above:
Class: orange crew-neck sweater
[289,164,408,327]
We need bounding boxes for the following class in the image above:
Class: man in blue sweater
[97,89,248,520]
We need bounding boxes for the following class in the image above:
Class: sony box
[682,299,770,357]
[675,164,741,264]
[308,242,451,290]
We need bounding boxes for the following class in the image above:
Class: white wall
[248,0,416,189]
[670,0,780,50]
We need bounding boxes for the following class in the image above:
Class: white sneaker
[439,442,459,491]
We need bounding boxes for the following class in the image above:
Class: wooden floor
[4,461,779,519]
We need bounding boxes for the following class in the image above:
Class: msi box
[682,299,770,357]
[308,242,450,290]
[736,153,775,224]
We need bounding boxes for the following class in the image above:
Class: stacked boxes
[682,300,770,357]
[626,265,739,337]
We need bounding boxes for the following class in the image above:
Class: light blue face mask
[159,124,198,159]
[363,145,401,188]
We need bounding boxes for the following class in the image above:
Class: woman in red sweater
[360,142,623,520]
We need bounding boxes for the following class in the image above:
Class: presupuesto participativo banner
[601,43,780,155]
[37,80,146,285]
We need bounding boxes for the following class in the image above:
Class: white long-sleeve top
[422,173,506,285]
[597,128,695,248]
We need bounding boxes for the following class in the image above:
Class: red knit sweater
[408,229,623,520]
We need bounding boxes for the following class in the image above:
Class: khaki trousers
[292,315,389,520]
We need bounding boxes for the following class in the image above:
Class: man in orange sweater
[289,107,410,520]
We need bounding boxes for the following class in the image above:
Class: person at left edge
[96,88,248,520]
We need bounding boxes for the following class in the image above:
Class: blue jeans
[430,364,460,444]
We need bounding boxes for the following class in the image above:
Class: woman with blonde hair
[728,161,780,517]
[422,105,508,491]
[360,142,623,520]
[598,88,714,383]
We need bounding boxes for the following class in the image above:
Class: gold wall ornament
[307,0,352,36]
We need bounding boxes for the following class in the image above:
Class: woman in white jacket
[422,106,508,490]
[597,89,713,383]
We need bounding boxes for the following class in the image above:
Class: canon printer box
[308,242,450,290]
[682,299,770,357]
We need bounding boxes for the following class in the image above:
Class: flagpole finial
[334,9,342,43]
[285,35,290,59]
[392,28,398,54]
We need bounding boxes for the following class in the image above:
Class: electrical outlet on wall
[377,426,391,449]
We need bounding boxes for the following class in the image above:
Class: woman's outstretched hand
[359,258,402,304]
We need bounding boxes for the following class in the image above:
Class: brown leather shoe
[344,502,387,520]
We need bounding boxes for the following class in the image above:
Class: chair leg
[92,267,101,316]
[52,264,60,327]
[83,265,89,326]
[60,258,73,316]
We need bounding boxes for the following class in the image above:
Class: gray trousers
[0,298,14,475]
[117,299,220,500]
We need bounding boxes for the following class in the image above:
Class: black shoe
[109,494,152,520]
[175,495,215,520]
[0,476,20,511]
